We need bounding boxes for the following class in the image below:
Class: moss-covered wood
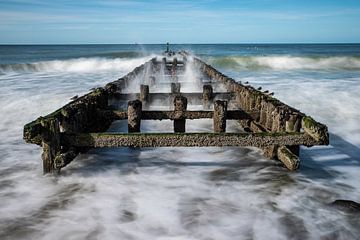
[109,110,255,120]
[63,132,320,148]
[110,92,234,103]
[277,146,300,171]
[301,116,329,145]
[24,87,110,146]
[24,52,329,173]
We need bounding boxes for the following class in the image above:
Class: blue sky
[0,0,359,44]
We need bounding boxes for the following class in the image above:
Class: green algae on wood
[63,131,318,148]
[301,116,329,145]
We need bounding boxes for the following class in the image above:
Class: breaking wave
[0,56,153,73]
[93,51,145,59]
[208,56,360,71]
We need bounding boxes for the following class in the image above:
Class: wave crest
[209,56,360,71]
[0,57,153,73]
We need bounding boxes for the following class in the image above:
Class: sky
[0,0,360,44]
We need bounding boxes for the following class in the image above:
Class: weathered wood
[140,84,149,103]
[128,100,142,133]
[171,82,181,94]
[277,146,300,171]
[24,52,330,173]
[149,76,156,86]
[213,100,227,133]
[54,147,79,170]
[237,113,299,169]
[173,95,187,132]
[24,87,110,146]
[203,85,213,101]
[111,92,234,103]
[302,116,329,145]
[40,118,61,173]
[109,110,256,120]
[172,58,178,78]
[63,132,321,148]
[203,84,213,109]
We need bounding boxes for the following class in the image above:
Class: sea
[0,44,359,240]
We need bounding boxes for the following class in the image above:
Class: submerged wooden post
[171,82,181,94]
[128,100,142,133]
[172,58,177,79]
[213,100,227,133]
[140,84,149,103]
[41,118,61,174]
[173,95,187,132]
[202,84,213,109]
[149,76,156,86]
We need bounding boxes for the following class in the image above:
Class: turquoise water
[0,44,359,240]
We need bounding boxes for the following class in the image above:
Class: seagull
[263,90,269,94]
[244,81,249,84]
[269,92,275,96]
[257,87,262,90]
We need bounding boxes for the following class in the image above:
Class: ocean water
[0,44,359,240]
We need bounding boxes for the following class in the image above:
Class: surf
[208,55,360,71]
[0,56,155,73]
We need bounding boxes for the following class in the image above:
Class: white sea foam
[210,55,360,71]
[0,56,156,73]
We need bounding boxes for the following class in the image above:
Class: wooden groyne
[24,49,329,174]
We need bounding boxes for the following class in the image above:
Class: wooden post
[171,82,181,94]
[173,95,187,132]
[213,100,227,133]
[285,112,301,156]
[149,76,156,86]
[140,84,149,103]
[128,100,142,133]
[40,118,61,174]
[202,84,213,109]
[172,58,177,78]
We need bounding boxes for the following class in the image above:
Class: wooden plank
[109,110,257,120]
[63,132,321,148]
[111,92,234,101]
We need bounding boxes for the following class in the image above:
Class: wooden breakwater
[24,50,329,174]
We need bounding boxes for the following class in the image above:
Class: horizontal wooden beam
[108,110,257,120]
[63,132,321,148]
[111,92,234,101]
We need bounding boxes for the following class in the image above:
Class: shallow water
[0,44,359,240]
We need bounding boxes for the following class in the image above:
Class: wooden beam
[109,110,257,120]
[111,92,234,102]
[277,146,300,171]
[63,132,321,148]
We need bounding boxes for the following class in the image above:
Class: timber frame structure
[24,50,329,174]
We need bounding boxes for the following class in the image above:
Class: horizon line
[1,42,360,46]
